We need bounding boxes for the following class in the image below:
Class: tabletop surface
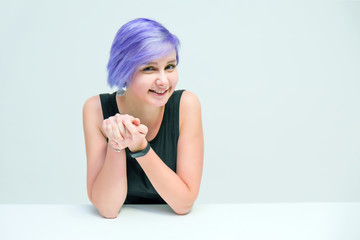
[1,202,359,240]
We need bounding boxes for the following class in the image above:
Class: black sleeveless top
[99,90,185,204]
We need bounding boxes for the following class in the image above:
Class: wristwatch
[129,142,151,158]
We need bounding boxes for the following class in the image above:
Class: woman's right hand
[102,113,141,152]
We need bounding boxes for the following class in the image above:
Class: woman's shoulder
[83,95,101,113]
[82,95,103,124]
[180,90,201,110]
[179,90,201,131]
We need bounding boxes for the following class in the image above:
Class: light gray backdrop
[0,0,359,204]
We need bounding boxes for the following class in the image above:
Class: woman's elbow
[99,208,121,219]
[172,194,198,215]
[95,202,124,219]
[173,204,193,215]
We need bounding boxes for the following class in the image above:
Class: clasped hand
[102,113,148,152]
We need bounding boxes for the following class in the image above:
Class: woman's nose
[156,71,169,86]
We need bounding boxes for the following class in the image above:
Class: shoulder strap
[99,91,119,120]
[167,89,185,118]
[163,89,185,140]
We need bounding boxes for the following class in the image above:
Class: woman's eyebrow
[146,59,177,65]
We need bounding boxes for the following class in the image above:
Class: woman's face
[127,50,178,107]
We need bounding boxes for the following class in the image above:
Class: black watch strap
[129,142,151,158]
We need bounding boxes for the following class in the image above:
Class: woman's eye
[166,64,176,70]
[142,64,176,72]
[142,66,155,72]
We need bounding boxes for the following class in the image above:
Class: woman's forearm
[136,148,197,215]
[90,146,127,218]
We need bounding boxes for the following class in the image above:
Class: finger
[121,125,132,147]
[125,127,132,141]
[118,122,127,139]
[107,117,121,140]
[112,124,123,142]
[102,119,113,138]
[123,114,138,125]
[115,115,126,138]
[123,118,138,135]
[137,124,148,135]
[132,118,141,126]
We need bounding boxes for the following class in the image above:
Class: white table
[1,203,359,240]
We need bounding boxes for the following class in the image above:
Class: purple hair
[107,18,180,89]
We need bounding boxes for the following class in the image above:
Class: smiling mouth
[149,89,168,95]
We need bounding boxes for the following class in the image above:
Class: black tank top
[99,90,185,204]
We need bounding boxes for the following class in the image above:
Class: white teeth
[152,90,166,94]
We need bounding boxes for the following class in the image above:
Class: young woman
[82,18,203,218]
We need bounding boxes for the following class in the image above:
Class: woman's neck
[116,92,165,128]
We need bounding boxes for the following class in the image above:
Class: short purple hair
[107,18,180,89]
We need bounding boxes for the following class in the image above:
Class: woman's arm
[83,96,128,218]
[133,91,204,214]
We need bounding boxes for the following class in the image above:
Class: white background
[0,0,359,204]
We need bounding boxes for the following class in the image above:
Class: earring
[116,84,127,96]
